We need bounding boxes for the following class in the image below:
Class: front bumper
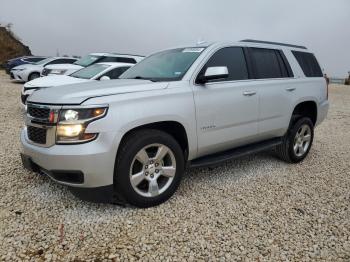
[10,70,27,82]
[20,128,118,189]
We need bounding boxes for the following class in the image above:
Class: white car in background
[42,53,144,76]
[21,62,133,105]
[11,57,78,82]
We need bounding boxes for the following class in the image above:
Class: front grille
[21,94,29,104]
[42,68,50,76]
[28,106,50,119]
[27,126,47,144]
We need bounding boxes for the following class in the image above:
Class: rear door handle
[243,91,257,96]
[286,87,296,92]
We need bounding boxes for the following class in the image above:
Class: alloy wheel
[293,124,312,157]
[129,143,176,197]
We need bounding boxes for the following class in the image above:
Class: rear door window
[250,48,290,79]
[292,51,323,77]
[198,47,249,82]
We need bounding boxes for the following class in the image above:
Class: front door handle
[286,87,296,92]
[243,91,257,96]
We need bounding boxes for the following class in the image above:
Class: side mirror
[197,66,229,84]
[100,76,111,81]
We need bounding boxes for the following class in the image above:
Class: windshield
[120,47,205,81]
[70,64,110,79]
[34,57,53,65]
[74,55,102,67]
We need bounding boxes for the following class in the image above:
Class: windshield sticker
[182,48,204,53]
[174,72,182,75]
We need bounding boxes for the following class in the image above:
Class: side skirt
[189,137,282,168]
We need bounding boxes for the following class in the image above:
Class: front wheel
[275,117,314,163]
[114,129,185,208]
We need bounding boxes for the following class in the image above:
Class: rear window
[99,57,137,64]
[24,57,46,63]
[292,51,323,77]
[250,48,292,79]
[116,57,137,64]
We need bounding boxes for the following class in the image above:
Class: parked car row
[41,53,143,76]
[7,53,144,83]
[11,57,79,82]
[3,56,48,74]
[19,40,329,207]
[21,62,134,105]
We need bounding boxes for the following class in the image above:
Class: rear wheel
[28,72,40,81]
[276,117,314,163]
[114,129,185,208]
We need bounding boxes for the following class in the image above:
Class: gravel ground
[0,70,349,261]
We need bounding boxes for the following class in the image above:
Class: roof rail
[240,39,307,50]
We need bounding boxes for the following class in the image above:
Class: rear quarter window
[292,51,323,77]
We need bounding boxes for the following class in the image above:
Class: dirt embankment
[0,26,31,66]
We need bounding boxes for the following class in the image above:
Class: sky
[0,0,349,77]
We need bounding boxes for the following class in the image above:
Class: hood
[28,79,169,105]
[24,75,89,89]
[44,64,83,70]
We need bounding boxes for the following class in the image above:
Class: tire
[114,129,185,208]
[28,72,40,81]
[275,117,314,163]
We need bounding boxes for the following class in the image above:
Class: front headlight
[56,107,107,144]
[50,69,67,75]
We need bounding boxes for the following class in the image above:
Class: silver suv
[20,40,329,207]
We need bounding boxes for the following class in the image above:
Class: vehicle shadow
[23,150,282,210]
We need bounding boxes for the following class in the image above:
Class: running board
[189,137,282,168]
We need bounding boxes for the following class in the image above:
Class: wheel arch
[117,120,190,161]
[27,71,40,81]
[291,100,318,126]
